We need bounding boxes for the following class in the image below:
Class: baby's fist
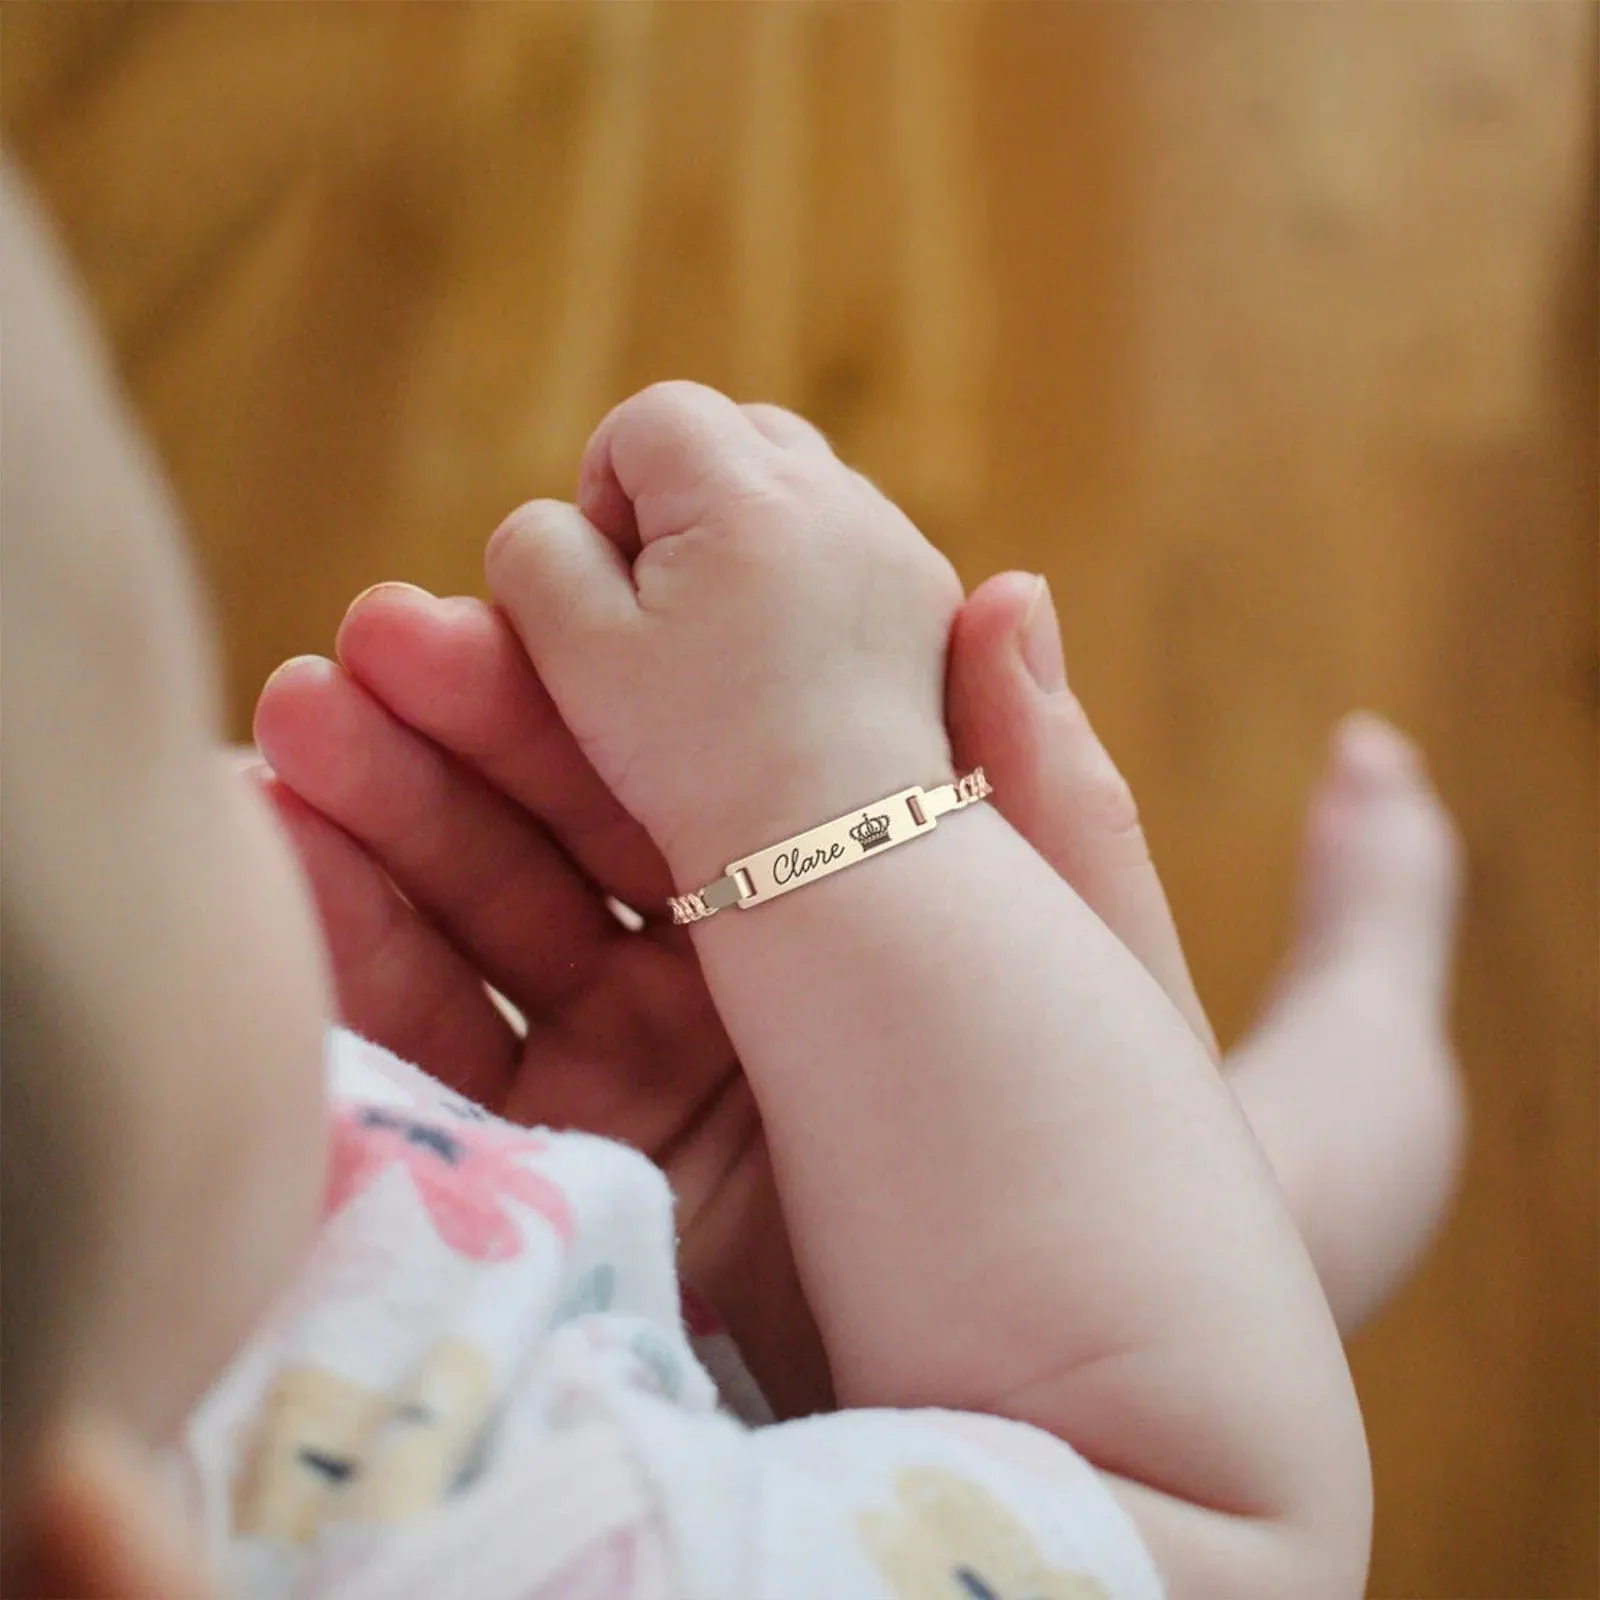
[486,383,962,888]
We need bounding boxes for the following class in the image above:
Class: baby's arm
[686,816,1369,1575]
[486,384,1369,1596]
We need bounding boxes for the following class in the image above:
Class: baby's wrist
[657,722,954,899]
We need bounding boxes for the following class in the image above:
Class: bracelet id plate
[668,767,992,925]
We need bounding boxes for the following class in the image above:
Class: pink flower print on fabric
[327,1103,574,1262]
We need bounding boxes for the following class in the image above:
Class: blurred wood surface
[3,5,1595,1595]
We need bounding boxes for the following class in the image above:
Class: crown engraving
[849,810,892,850]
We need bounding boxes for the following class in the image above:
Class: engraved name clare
[772,838,846,887]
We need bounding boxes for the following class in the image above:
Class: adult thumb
[946,571,1218,1058]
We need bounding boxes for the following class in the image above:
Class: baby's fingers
[577,381,770,551]
[487,498,637,655]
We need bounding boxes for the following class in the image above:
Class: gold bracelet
[667,768,993,925]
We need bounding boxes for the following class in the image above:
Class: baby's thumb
[486,499,637,678]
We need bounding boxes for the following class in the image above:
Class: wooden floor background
[3,6,1595,1595]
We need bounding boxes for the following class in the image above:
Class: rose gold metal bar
[667,767,991,925]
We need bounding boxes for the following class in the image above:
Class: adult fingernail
[1333,711,1425,788]
[1019,576,1067,694]
[261,654,336,690]
[344,580,433,615]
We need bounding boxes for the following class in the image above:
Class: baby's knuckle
[764,453,829,505]
[745,401,828,450]
[624,379,722,433]
[702,469,787,532]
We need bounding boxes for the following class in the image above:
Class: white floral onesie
[171,1029,1165,1600]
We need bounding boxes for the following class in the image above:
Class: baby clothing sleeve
[172,1029,1164,1600]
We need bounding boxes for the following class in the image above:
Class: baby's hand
[485,383,963,888]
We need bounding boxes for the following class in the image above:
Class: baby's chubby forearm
[485,383,1370,1594]
[689,794,1365,1538]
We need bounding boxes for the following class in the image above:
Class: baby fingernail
[1019,576,1067,694]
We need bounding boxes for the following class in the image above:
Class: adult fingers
[255,655,619,1017]
[946,571,1219,1058]
[255,768,520,1106]
[336,584,672,913]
